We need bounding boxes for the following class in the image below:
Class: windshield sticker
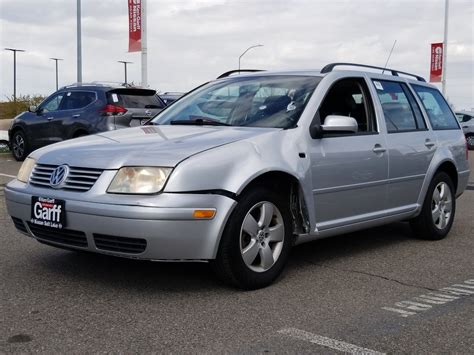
[374,81,384,91]
[111,93,119,102]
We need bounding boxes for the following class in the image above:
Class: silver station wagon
[6,63,471,289]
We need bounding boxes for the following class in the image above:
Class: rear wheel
[410,172,455,240]
[11,130,29,161]
[211,187,293,290]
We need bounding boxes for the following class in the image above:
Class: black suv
[9,83,166,161]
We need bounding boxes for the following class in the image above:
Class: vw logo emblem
[49,165,69,188]
[145,109,152,116]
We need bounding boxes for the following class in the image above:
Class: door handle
[425,139,436,149]
[46,116,54,121]
[72,114,81,118]
[372,144,386,154]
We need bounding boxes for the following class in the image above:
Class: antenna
[382,40,397,74]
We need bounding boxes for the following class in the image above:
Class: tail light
[100,104,127,116]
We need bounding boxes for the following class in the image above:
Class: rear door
[58,91,97,137]
[371,79,436,210]
[108,89,165,127]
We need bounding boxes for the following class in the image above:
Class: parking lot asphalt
[0,151,473,354]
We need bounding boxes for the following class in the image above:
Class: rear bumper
[5,185,236,260]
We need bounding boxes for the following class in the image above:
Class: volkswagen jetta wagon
[6,63,470,289]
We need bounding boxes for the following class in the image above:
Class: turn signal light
[193,209,216,219]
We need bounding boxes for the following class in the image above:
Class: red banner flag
[430,43,443,82]
[128,0,142,52]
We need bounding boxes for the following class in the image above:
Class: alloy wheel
[239,201,285,272]
[13,134,25,159]
[431,181,453,230]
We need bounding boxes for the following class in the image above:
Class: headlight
[17,157,36,183]
[107,167,172,194]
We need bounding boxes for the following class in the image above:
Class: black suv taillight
[100,104,127,116]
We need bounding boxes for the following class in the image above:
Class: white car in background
[0,130,9,150]
[455,111,474,149]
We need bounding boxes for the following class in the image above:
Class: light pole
[50,57,63,91]
[442,0,449,95]
[118,61,133,84]
[77,0,82,83]
[238,44,263,72]
[5,48,25,102]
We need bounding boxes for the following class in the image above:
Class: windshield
[152,75,321,128]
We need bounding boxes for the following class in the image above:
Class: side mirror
[321,115,358,133]
[28,105,37,113]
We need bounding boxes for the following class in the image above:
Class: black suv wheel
[11,130,29,161]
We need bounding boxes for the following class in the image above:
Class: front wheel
[11,130,29,161]
[211,187,293,290]
[410,172,456,240]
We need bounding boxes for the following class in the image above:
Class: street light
[5,48,25,102]
[118,61,133,84]
[238,44,263,72]
[50,57,63,91]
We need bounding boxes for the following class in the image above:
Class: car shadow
[36,222,415,293]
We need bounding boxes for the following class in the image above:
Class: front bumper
[5,183,236,260]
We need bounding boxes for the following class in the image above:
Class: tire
[410,172,456,240]
[11,130,29,161]
[211,186,293,290]
[466,134,474,150]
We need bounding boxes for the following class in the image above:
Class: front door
[30,92,66,147]
[309,77,389,231]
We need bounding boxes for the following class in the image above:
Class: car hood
[31,125,278,169]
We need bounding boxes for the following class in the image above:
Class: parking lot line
[278,328,385,354]
[0,172,15,178]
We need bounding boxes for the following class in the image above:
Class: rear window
[107,90,164,109]
[412,85,459,130]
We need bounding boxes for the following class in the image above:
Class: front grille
[29,164,103,191]
[93,234,147,254]
[27,223,88,247]
[11,217,27,233]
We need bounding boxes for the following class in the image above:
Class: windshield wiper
[170,117,231,126]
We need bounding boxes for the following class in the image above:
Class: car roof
[58,82,148,91]
[217,63,428,86]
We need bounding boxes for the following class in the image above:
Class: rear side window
[108,91,164,109]
[412,85,459,130]
[372,80,426,133]
[61,91,96,110]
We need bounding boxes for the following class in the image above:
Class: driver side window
[318,78,377,134]
[40,93,65,113]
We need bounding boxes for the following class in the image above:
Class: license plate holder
[31,196,66,229]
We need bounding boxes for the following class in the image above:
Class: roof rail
[217,69,264,79]
[320,63,426,82]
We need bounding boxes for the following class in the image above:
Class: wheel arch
[237,170,311,236]
[417,157,459,209]
[71,128,89,138]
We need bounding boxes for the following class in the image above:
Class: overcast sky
[0,0,472,109]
